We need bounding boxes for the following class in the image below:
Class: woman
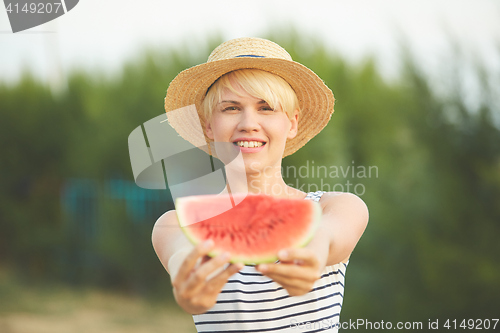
[152,37,368,332]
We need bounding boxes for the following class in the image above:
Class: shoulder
[152,210,191,273]
[319,191,369,225]
[152,210,180,240]
[320,191,368,209]
[154,209,180,228]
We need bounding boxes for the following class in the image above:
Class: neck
[224,162,300,198]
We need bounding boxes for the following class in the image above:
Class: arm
[152,210,243,314]
[318,192,369,266]
[256,192,369,295]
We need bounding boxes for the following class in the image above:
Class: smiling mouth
[233,141,266,148]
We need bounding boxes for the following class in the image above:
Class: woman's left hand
[256,248,323,296]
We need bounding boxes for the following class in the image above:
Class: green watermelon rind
[175,196,323,264]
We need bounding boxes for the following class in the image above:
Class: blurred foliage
[1,32,499,328]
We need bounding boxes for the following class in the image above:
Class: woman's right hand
[172,240,244,314]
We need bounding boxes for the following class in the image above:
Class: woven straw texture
[164,37,334,157]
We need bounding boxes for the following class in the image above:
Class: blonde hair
[202,69,300,121]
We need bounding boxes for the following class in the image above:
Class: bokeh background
[1,1,499,332]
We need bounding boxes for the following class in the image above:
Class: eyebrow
[218,100,269,104]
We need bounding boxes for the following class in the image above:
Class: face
[205,85,298,173]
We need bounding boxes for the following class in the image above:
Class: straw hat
[164,37,334,157]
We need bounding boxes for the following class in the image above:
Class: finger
[183,252,233,293]
[193,252,232,281]
[256,262,320,282]
[264,272,312,288]
[263,271,317,295]
[174,240,213,284]
[284,286,309,297]
[208,262,244,291]
[277,248,320,267]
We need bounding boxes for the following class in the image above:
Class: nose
[236,109,261,133]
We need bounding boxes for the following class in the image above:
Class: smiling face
[204,71,299,173]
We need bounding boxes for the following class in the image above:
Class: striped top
[193,191,347,333]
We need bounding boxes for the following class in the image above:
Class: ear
[205,120,214,140]
[287,110,299,140]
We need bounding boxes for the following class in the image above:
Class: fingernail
[221,252,230,260]
[278,250,288,259]
[258,264,268,272]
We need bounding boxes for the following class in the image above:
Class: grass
[0,269,197,333]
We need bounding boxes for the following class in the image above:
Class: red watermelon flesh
[176,193,322,264]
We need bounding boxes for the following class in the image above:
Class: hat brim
[164,57,334,157]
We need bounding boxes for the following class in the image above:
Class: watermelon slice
[176,193,322,264]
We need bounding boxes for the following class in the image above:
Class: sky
[0,0,499,86]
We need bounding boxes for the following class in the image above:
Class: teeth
[235,141,263,147]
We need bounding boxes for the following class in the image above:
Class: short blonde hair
[202,69,300,121]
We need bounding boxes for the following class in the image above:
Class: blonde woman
[153,37,368,332]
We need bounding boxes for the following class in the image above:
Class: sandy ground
[0,276,196,333]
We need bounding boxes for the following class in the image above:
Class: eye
[221,106,239,112]
[260,104,275,111]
